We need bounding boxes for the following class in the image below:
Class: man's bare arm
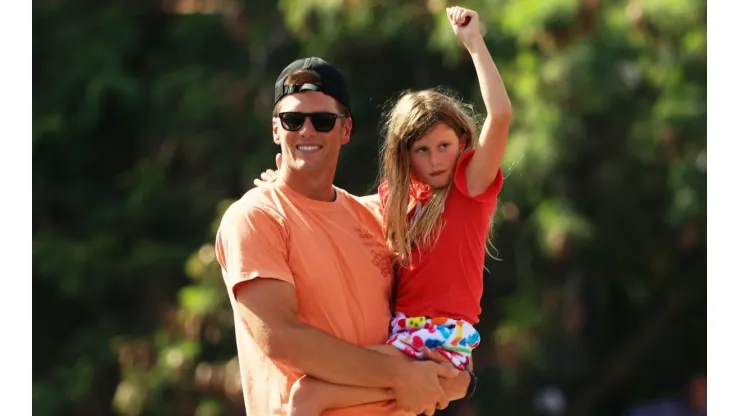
[236,278,404,387]
[235,277,458,413]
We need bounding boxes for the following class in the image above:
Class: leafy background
[33,0,706,414]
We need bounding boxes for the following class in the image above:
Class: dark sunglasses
[278,112,346,133]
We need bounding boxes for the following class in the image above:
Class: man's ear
[272,118,280,145]
[340,117,353,145]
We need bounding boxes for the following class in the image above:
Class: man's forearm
[271,320,403,389]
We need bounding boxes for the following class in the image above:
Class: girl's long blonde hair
[379,88,481,265]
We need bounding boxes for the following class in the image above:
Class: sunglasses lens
[310,113,337,132]
[280,113,304,131]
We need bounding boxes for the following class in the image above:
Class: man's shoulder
[337,188,384,230]
[339,189,382,215]
[221,186,285,227]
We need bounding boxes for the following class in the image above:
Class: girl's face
[408,123,464,189]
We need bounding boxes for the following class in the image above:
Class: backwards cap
[274,57,351,114]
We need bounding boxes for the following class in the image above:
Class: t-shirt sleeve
[215,201,294,297]
[357,193,384,225]
[453,149,504,203]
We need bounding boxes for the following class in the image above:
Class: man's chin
[293,160,327,174]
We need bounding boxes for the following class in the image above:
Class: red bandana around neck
[379,176,433,215]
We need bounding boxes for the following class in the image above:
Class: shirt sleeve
[215,201,294,297]
[357,193,384,225]
[453,149,504,203]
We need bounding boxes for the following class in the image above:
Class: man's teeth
[297,145,320,151]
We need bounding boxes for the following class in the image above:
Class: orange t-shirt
[215,183,403,416]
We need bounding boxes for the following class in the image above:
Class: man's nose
[299,117,317,137]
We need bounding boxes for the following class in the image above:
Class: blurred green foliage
[33,0,705,415]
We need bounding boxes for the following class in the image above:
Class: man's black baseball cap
[274,57,351,114]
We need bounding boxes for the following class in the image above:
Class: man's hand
[392,360,459,415]
[424,347,471,402]
[447,6,482,48]
[252,153,282,187]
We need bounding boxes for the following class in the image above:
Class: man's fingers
[437,396,450,410]
[437,363,460,378]
[259,170,278,184]
[423,347,448,364]
[424,348,440,361]
[424,348,457,371]
[253,179,263,187]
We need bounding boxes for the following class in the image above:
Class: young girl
[257,6,512,415]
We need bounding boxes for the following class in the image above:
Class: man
[215,57,474,415]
